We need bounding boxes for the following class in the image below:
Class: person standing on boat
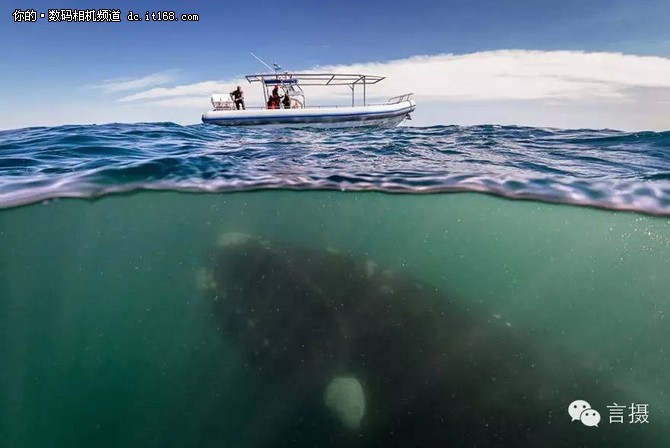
[230,86,245,110]
[282,90,291,109]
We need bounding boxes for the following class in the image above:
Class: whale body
[202,233,648,447]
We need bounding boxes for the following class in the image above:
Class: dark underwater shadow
[198,232,665,447]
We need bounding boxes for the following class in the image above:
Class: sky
[1,0,669,131]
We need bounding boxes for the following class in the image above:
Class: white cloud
[115,50,670,105]
[117,80,235,102]
[7,50,668,131]
[88,70,179,93]
[310,50,670,101]
[148,96,213,108]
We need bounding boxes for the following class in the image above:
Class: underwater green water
[0,190,668,447]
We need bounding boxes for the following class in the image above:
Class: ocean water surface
[0,123,669,447]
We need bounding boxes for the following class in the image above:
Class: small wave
[1,123,669,215]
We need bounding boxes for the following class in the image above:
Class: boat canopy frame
[244,72,386,107]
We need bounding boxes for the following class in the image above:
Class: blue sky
[2,0,669,130]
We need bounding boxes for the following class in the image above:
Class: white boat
[202,71,416,129]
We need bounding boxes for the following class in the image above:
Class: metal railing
[211,94,415,111]
[386,93,414,104]
[214,105,347,111]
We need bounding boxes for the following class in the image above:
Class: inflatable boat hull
[202,100,416,129]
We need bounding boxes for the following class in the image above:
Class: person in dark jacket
[282,90,292,109]
[230,86,245,110]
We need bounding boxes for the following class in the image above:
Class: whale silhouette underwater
[198,233,656,447]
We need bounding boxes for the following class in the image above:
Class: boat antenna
[250,52,276,72]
